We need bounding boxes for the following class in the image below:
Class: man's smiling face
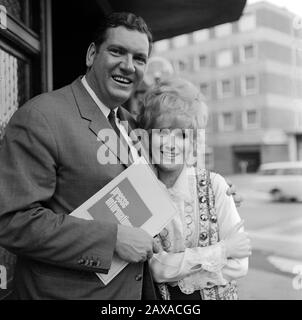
[86,26,149,109]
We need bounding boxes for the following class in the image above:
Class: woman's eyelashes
[158,128,190,140]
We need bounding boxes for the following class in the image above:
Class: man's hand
[226,179,243,207]
[115,225,159,263]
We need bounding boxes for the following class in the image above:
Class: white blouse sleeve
[149,241,227,283]
[211,172,249,281]
[149,171,248,285]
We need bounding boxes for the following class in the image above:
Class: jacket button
[91,260,98,267]
[135,274,142,281]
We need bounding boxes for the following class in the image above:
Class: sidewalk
[236,248,302,300]
[238,268,302,300]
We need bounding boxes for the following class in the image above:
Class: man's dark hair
[93,12,153,56]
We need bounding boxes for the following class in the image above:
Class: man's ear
[86,43,97,68]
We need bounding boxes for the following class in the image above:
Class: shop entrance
[233,146,261,173]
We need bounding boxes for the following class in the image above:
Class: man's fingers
[226,184,236,196]
[226,179,233,187]
[226,179,234,196]
[234,194,243,207]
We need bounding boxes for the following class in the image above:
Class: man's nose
[120,54,135,73]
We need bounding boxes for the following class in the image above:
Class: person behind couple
[0,12,160,300]
[138,78,251,300]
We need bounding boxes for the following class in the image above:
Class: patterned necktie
[107,109,134,164]
[107,109,120,137]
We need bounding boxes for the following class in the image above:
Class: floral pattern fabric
[154,167,239,300]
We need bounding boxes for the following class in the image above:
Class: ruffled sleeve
[149,169,248,289]
[149,238,227,283]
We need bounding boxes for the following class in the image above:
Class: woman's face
[151,127,192,173]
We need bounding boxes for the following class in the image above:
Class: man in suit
[0,12,158,300]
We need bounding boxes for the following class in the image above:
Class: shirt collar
[160,165,195,202]
[81,75,118,119]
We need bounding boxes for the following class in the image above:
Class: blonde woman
[138,78,251,300]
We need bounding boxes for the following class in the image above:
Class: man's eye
[110,48,122,56]
[135,56,147,64]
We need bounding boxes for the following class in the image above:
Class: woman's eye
[182,130,191,139]
[173,130,189,139]
[159,129,170,136]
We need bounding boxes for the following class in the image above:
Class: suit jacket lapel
[70,77,130,167]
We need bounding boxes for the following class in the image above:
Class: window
[0,5,7,29]
[282,168,302,175]
[243,110,259,129]
[240,44,256,62]
[198,54,208,67]
[219,112,235,131]
[154,39,169,52]
[261,169,278,175]
[0,0,51,141]
[192,29,209,43]
[0,48,29,140]
[242,75,257,95]
[217,79,233,98]
[239,14,256,32]
[194,54,208,70]
[215,23,232,38]
[177,59,188,72]
[216,49,233,67]
[172,34,188,48]
[200,82,210,99]
[1,0,41,34]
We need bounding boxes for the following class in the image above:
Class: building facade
[152,1,302,174]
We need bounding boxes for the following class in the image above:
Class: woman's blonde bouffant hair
[138,77,208,131]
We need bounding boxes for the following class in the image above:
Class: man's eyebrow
[135,52,148,61]
[108,44,148,58]
[108,44,126,51]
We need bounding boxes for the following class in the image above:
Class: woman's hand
[226,179,243,207]
[223,220,252,259]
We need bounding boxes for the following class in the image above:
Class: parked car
[255,161,302,202]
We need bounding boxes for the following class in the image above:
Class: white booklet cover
[70,157,176,285]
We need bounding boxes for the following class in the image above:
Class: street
[226,174,302,300]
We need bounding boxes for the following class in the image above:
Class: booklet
[70,157,176,285]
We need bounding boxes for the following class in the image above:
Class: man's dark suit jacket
[0,78,155,299]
